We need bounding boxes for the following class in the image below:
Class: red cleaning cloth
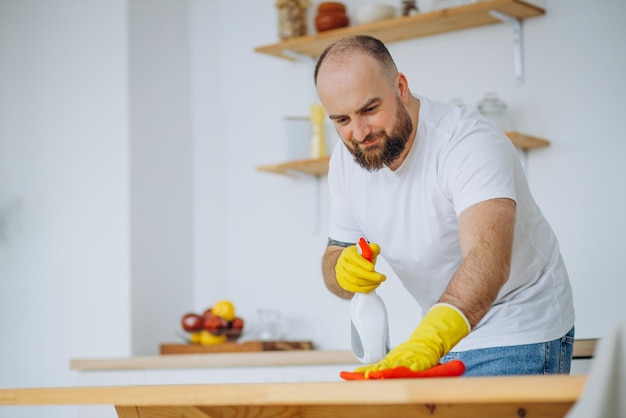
[340,359,466,380]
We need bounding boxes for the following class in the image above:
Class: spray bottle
[350,238,390,364]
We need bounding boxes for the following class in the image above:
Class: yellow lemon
[189,332,202,344]
[212,300,236,321]
[199,330,227,345]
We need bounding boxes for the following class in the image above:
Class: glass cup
[257,309,284,341]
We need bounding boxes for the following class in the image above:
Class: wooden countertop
[0,375,586,418]
[71,339,596,371]
[71,349,359,371]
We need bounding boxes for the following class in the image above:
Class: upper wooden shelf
[255,0,545,61]
[256,131,550,177]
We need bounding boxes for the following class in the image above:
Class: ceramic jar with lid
[315,2,349,32]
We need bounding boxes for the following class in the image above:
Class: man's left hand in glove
[355,303,471,376]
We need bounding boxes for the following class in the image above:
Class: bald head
[312,35,418,172]
[313,35,398,87]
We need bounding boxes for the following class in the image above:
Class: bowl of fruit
[180,300,245,346]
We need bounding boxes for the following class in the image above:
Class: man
[315,35,575,376]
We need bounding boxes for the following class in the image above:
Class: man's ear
[396,72,410,102]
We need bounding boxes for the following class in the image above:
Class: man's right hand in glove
[335,243,386,294]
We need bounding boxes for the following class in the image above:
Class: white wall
[0,1,131,417]
[127,0,195,358]
[0,0,625,416]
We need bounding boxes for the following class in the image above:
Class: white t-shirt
[328,95,574,351]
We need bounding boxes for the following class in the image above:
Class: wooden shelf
[256,130,549,177]
[257,156,330,176]
[505,131,550,149]
[255,0,544,60]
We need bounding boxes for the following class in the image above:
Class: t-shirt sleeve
[439,121,519,216]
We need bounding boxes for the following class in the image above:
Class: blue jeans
[441,327,575,376]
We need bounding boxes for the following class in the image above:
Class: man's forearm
[439,243,510,328]
[439,198,515,328]
[322,246,353,299]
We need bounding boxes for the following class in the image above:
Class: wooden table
[0,375,585,418]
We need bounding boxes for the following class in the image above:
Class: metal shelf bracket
[489,10,524,85]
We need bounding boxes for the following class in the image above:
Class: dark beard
[350,99,413,172]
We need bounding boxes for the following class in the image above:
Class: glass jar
[276,0,310,40]
[477,93,511,131]
[257,309,284,341]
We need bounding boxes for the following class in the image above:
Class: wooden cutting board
[160,340,314,355]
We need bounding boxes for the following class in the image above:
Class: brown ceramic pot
[315,2,349,32]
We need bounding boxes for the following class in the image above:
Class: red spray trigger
[357,238,372,262]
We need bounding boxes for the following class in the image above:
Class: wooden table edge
[0,375,586,406]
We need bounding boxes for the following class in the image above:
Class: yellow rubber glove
[335,243,386,293]
[355,303,471,375]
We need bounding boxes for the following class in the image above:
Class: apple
[203,314,228,334]
[230,317,244,329]
[225,317,244,341]
[201,308,216,326]
[181,313,203,332]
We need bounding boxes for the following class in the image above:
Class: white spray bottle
[350,238,390,364]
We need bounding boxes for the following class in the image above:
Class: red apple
[230,317,244,329]
[181,313,203,332]
[201,308,215,327]
[226,317,244,341]
[203,314,228,334]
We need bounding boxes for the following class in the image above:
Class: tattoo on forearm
[327,238,354,248]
